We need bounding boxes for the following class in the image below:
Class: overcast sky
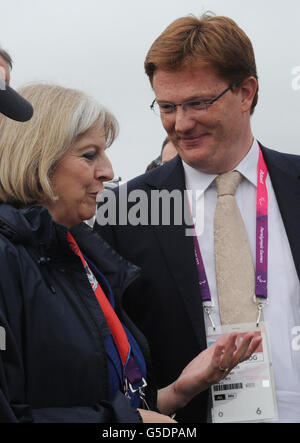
[1,0,300,181]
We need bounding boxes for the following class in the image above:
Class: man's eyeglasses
[150,82,241,116]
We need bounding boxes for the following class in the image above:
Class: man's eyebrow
[156,93,217,103]
[185,95,214,101]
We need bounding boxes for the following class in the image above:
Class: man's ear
[239,76,258,113]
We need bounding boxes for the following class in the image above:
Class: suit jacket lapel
[261,145,300,279]
[144,156,207,347]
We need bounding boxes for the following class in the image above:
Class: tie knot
[216,171,242,197]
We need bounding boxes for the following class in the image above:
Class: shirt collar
[182,139,259,193]
[236,139,259,188]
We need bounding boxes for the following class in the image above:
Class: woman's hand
[137,409,177,423]
[157,331,262,415]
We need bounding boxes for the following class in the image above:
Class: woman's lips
[88,192,101,200]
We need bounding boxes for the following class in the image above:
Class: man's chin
[178,148,207,168]
[179,151,220,174]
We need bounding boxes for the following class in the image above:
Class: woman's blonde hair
[0,83,118,206]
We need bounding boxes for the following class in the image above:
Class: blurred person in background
[145,136,177,172]
[0,46,33,122]
[0,46,12,84]
[161,137,177,163]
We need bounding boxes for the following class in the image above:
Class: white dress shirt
[183,139,300,422]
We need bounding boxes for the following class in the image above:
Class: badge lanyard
[67,232,148,407]
[192,146,268,328]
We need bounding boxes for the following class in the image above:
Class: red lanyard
[67,232,148,406]
[67,232,130,366]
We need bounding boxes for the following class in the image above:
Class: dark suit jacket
[94,145,300,423]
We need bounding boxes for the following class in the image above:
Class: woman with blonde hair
[0,84,260,423]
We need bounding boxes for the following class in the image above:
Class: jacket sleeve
[0,241,142,423]
[30,393,143,423]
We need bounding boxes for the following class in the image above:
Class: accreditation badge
[207,322,277,423]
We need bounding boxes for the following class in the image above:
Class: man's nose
[174,106,196,133]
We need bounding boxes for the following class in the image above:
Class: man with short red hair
[95,14,300,422]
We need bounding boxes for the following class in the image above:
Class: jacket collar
[70,222,140,296]
[0,203,63,249]
[141,156,208,348]
[144,155,186,192]
[0,203,140,295]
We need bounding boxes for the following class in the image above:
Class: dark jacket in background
[0,203,156,423]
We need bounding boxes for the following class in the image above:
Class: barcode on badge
[213,383,243,392]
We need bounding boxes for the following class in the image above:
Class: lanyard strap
[67,232,131,366]
[255,148,268,299]
[193,232,211,302]
[67,232,147,403]
[193,146,269,304]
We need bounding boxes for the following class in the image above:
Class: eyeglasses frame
[150,80,243,115]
